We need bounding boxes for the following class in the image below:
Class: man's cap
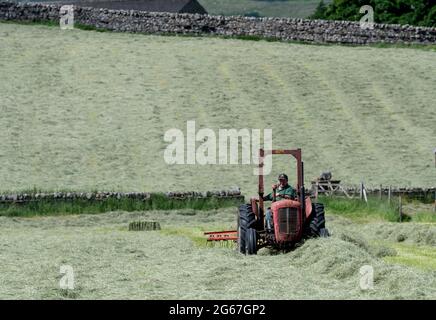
[278,173,288,180]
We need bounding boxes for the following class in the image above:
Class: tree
[309,0,435,27]
[311,1,328,19]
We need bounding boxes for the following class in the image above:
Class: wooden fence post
[434,148,436,168]
[433,191,436,213]
[388,186,392,205]
[379,184,382,200]
[399,195,402,222]
[360,182,367,203]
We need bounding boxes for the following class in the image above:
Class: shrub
[310,0,436,27]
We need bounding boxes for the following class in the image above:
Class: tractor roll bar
[258,148,304,193]
[258,148,305,227]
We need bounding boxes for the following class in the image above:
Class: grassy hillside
[199,0,326,18]
[0,23,435,196]
[0,209,434,299]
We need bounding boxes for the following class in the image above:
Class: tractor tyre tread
[238,204,256,254]
[306,202,328,238]
[246,228,258,255]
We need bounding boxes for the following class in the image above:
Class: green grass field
[0,209,434,299]
[1,23,435,196]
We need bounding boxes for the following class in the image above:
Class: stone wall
[0,189,243,203]
[0,2,435,45]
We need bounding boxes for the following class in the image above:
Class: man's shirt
[263,184,297,202]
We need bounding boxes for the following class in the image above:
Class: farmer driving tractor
[252,173,297,232]
[205,148,329,254]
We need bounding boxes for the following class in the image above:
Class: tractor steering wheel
[276,194,291,200]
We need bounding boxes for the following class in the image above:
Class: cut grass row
[0,207,434,298]
[383,242,436,271]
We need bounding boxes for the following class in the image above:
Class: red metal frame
[204,148,305,242]
[204,230,238,241]
[258,148,304,229]
[258,148,303,197]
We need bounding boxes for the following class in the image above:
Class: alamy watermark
[359,265,374,290]
[59,265,75,290]
[60,5,74,30]
[164,120,273,175]
[359,5,374,30]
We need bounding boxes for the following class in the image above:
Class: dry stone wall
[0,189,243,203]
[1,1,435,44]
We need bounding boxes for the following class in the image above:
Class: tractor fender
[251,198,259,219]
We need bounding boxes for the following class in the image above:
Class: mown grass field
[0,208,434,299]
[1,23,435,196]
[0,23,435,299]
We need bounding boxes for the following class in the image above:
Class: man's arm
[250,193,272,202]
[275,194,293,200]
[263,193,272,201]
[276,187,297,200]
[289,187,297,199]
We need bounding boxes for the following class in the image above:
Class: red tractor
[205,148,329,254]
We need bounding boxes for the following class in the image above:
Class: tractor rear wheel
[246,228,258,255]
[238,204,256,254]
[307,203,329,237]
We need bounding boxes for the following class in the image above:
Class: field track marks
[258,59,333,174]
[297,53,387,182]
[368,54,436,151]
[307,52,407,182]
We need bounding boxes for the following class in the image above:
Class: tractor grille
[278,207,299,236]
